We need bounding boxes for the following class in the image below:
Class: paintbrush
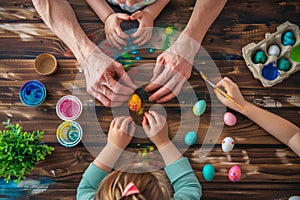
[200,71,248,112]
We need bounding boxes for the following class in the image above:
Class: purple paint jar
[56,95,82,121]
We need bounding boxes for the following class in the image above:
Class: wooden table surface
[1,0,300,199]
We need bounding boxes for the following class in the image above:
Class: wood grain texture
[0,0,299,199]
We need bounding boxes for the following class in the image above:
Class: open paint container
[56,121,83,147]
[242,21,300,87]
[20,80,46,107]
[56,95,83,121]
[34,53,57,75]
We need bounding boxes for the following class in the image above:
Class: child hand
[105,13,130,50]
[130,10,154,46]
[142,111,170,148]
[108,116,135,149]
[215,77,247,113]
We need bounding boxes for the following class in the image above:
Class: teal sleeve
[164,157,202,200]
[76,163,109,200]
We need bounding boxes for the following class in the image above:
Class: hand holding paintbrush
[200,72,248,113]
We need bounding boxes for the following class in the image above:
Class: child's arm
[86,0,130,50]
[130,0,170,46]
[142,111,202,199]
[77,116,135,200]
[215,77,300,157]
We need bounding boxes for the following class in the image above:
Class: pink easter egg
[228,165,241,182]
[224,112,237,126]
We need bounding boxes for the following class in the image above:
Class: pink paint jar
[56,95,82,121]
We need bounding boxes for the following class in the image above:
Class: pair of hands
[108,111,170,150]
[82,34,198,106]
[105,10,153,49]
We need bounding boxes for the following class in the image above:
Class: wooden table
[1,0,299,199]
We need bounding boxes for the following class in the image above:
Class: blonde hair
[95,164,172,200]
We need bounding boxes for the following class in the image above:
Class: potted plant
[0,119,54,183]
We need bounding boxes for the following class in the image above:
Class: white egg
[222,137,235,152]
[268,45,281,56]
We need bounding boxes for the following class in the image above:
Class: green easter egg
[203,164,215,182]
[291,44,300,62]
[277,57,291,71]
[252,50,267,64]
[193,100,206,116]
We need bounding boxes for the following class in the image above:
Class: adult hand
[105,13,130,49]
[215,77,247,113]
[82,47,137,107]
[145,33,200,103]
[142,111,170,148]
[130,10,154,46]
[108,116,135,149]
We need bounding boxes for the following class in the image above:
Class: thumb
[214,89,228,106]
[130,11,143,20]
[117,13,130,20]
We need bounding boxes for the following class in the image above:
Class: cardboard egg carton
[242,21,300,87]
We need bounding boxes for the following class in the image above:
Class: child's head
[114,0,145,7]
[96,168,171,200]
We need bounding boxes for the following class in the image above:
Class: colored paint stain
[162,26,177,50]
[131,50,138,54]
[20,80,46,107]
[291,44,300,62]
[262,63,279,80]
[59,99,80,118]
[135,56,142,60]
[122,52,131,59]
[133,69,138,74]
[149,48,155,53]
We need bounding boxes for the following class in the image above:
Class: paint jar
[56,95,82,121]
[19,80,46,107]
[56,121,82,147]
[34,53,57,75]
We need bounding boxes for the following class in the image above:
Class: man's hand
[82,47,137,107]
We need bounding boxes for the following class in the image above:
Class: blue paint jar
[261,63,279,81]
[19,80,46,107]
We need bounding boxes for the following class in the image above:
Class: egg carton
[242,21,300,87]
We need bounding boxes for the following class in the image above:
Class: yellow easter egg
[128,94,142,112]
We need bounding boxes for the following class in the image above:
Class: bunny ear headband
[122,182,140,197]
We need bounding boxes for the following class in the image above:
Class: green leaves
[0,120,54,183]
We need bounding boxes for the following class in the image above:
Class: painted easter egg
[223,112,237,126]
[202,164,215,182]
[267,45,281,56]
[228,165,241,182]
[252,50,267,64]
[184,131,197,146]
[128,94,142,112]
[222,137,235,152]
[291,44,300,62]
[193,100,206,116]
[282,31,296,46]
[277,57,291,71]
[262,63,279,80]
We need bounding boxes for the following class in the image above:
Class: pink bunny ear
[122,182,140,197]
